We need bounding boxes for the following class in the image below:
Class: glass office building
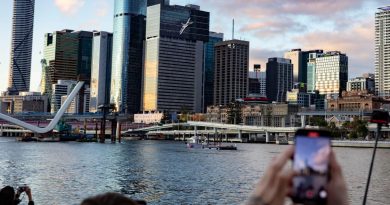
[90,32,113,113]
[41,30,79,97]
[111,0,146,113]
[74,31,94,85]
[315,51,348,99]
[306,51,324,93]
[266,58,293,102]
[142,3,209,113]
[203,32,223,111]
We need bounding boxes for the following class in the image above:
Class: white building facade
[375,6,390,97]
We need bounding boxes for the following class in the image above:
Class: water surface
[0,138,388,204]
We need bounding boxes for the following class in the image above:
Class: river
[0,138,389,205]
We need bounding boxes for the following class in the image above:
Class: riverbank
[171,136,390,148]
[3,135,390,148]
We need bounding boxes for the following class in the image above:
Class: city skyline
[0,0,388,92]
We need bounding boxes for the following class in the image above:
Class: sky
[0,0,388,92]
[294,137,330,173]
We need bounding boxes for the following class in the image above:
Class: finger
[258,147,295,198]
[270,170,295,205]
[271,146,294,171]
[329,150,342,179]
[263,172,283,203]
[280,170,295,193]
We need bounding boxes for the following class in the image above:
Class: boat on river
[216,144,237,150]
[186,136,238,150]
[37,136,60,142]
[186,136,208,148]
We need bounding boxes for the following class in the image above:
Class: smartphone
[292,129,331,205]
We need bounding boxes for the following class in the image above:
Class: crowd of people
[1,146,349,205]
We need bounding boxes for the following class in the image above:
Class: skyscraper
[284,49,323,84]
[142,3,210,113]
[41,30,79,96]
[284,49,301,83]
[203,32,223,111]
[266,58,293,102]
[111,0,147,113]
[214,40,249,106]
[8,0,35,94]
[147,0,170,6]
[306,51,324,93]
[248,64,266,97]
[90,32,113,113]
[74,31,94,85]
[375,6,390,97]
[315,51,348,98]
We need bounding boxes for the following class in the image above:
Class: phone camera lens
[319,190,327,198]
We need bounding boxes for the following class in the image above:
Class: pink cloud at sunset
[54,0,86,15]
[312,145,330,173]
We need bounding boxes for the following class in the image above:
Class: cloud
[197,0,382,77]
[249,48,285,70]
[198,0,366,19]
[96,0,109,17]
[293,19,374,76]
[312,145,330,173]
[54,0,86,15]
[240,18,307,38]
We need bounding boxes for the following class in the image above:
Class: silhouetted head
[0,186,16,205]
[80,193,140,205]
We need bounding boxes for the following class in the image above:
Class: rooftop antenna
[232,18,235,40]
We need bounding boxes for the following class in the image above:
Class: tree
[160,110,170,124]
[227,100,242,124]
[309,116,328,127]
[351,119,368,139]
[327,122,341,138]
[179,106,190,122]
[342,118,368,139]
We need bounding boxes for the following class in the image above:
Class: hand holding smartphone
[248,128,348,205]
[292,129,331,205]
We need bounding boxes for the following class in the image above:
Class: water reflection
[0,138,389,205]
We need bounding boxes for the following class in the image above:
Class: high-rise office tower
[41,30,79,96]
[147,0,170,6]
[142,3,210,113]
[315,51,348,98]
[248,64,266,97]
[214,40,249,105]
[203,32,223,110]
[74,31,94,85]
[90,32,113,113]
[284,49,301,83]
[375,6,390,97]
[256,64,267,97]
[266,58,293,102]
[111,0,147,114]
[306,51,324,93]
[301,50,323,84]
[8,0,35,94]
[284,49,323,84]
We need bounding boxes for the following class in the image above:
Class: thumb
[329,150,343,180]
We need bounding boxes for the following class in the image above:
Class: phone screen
[293,133,330,203]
